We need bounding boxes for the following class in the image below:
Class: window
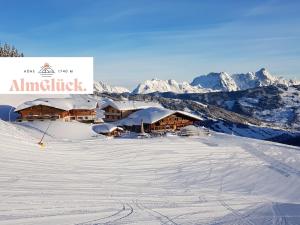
[77,116,83,120]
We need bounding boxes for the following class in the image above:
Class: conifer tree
[0,42,24,57]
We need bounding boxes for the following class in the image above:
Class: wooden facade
[102,105,137,122]
[98,128,123,137]
[68,109,96,122]
[124,112,198,133]
[17,105,96,122]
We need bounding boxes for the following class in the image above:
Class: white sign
[0,57,93,94]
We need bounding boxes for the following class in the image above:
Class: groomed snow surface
[1,120,300,225]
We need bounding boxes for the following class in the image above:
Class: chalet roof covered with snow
[117,107,202,126]
[93,123,123,134]
[15,98,98,112]
[100,100,162,111]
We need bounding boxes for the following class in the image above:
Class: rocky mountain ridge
[95,68,299,94]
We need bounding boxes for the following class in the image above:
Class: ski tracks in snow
[244,143,300,178]
[134,200,179,225]
[75,203,133,225]
[271,202,294,225]
[218,199,256,225]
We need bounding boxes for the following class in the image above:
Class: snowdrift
[0,120,300,224]
[15,121,100,140]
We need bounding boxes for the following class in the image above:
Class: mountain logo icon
[38,63,55,77]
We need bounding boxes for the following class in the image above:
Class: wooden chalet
[118,107,202,133]
[15,98,99,123]
[101,100,162,122]
[92,123,124,137]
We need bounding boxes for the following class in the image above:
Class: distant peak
[93,80,129,93]
[132,77,206,94]
[206,71,228,76]
[255,68,274,80]
[258,68,268,73]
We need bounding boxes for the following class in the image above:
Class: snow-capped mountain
[191,68,300,92]
[132,78,207,94]
[94,81,129,93]
[94,69,299,94]
[191,72,237,92]
[132,68,299,94]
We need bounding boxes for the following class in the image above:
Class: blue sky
[1,0,300,89]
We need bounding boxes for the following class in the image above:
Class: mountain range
[94,68,299,94]
[93,69,300,146]
[95,84,300,146]
[132,79,206,94]
[93,81,130,94]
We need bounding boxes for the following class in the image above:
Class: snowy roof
[96,108,105,119]
[100,100,162,111]
[93,123,123,134]
[15,98,98,112]
[118,107,202,126]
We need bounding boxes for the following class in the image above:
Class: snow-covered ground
[15,121,100,140]
[0,120,300,225]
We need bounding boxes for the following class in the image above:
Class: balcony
[22,115,60,121]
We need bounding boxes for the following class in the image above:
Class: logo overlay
[38,63,55,77]
[0,57,93,94]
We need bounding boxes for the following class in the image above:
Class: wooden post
[140,119,145,134]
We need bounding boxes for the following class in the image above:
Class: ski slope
[0,120,300,225]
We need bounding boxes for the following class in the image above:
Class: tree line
[0,43,24,57]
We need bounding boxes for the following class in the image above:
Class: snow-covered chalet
[117,107,202,133]
[101,100,162,122]
[15,98,100,123]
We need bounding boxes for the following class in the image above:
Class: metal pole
[38,121,51,145]
[8,106,13,122]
